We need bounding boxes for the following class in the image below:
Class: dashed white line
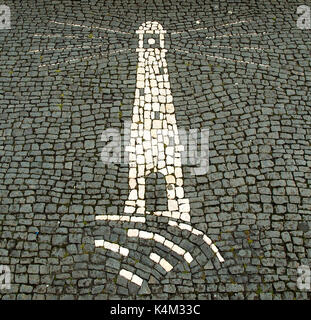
[38,48,132,68]
[49,20,131,35]
[173,48,270,69]
[205,31,269,39]
[29,44,103,53]
[172,20,252,35]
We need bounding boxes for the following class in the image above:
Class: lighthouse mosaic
[95,22,224,287]
[124,21,191,222]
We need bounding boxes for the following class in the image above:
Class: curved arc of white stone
[94,238,174,283]
[149,252,173,272]
[168,220,225,263]
[94,240,129,257]
[119,269,144,287]
[127,228,193,264]
[95,214,146,223]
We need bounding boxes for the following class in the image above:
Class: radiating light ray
[34,33,80,39]
[213,19,253,29]
[205,31,270,39]
[49,20,131,35]
[196,44,275,52]
[33,33,105,40]
[171,19,252,35]
[38,48,133,68]
[192,44,283,62]
[29,44,104,53]
[172,45,305,77]
[172,48,270,68]
[181,44,305,76]
[56,11,135,26]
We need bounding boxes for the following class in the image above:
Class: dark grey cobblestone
[0,0,311,300]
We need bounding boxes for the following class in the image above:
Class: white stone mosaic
[124,21,193,225]
[94,21,224,278]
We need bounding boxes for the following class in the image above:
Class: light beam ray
[33,33,106,41]
[196,44,275,53]
[49,20,131,35]
[172,48,270,68]
[38,48,134,68]
[171,19,252,35]
[205,31,270,39]
[29,44,104,54]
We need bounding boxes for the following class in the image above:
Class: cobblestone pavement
[1,0,311,300]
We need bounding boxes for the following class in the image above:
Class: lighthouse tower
[124,21,191,223]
